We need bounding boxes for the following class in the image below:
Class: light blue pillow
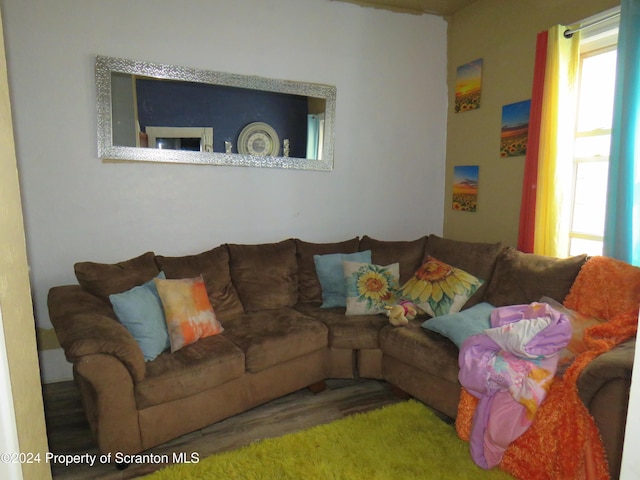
[109,272,170,361]
[421,302,495,348]
[313,250,372,308]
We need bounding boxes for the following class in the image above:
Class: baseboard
[38,348,73,383]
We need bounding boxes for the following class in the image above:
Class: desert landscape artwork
[500,99,531,157]
[452,165,479,212]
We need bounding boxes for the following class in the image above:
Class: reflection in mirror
[97,56,336,170]
[145,127,214,152]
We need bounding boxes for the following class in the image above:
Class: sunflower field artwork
[500,100,531,157]
[452,165,479,212]
[455,58,483,113]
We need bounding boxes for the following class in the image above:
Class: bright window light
[568,31,618,258]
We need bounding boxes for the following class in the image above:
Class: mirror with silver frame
[96,55,336,170]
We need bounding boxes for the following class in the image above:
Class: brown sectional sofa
[48,234,635,478]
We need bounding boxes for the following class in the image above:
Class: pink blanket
[458,302,571,469]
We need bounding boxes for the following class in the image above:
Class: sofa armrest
[48,285,145,382]
[74,353,143,455]
[577,337,635,407]
[577,337,635,480]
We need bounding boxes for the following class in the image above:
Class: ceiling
[334,0,479,16]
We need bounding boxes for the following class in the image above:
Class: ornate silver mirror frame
[96,55,336,170]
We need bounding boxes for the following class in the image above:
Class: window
[145,126,213,152]
[568,25,618,256]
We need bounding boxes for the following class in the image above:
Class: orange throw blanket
[456,256,640,480]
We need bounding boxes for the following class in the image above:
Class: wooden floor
[43,378,405,480]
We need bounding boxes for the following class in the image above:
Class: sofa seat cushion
[379,320,460,384]
[135,334,245,409]
[222,308,328,373]
[296,304,387,349]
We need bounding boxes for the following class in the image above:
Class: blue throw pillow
[110,272,170,361]
[421,302,495,347]
[313,250,372,308]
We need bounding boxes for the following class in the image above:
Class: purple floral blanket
[458,302,571,469]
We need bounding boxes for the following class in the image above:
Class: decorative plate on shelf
[238,122,280,157]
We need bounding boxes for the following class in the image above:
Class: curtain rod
[564,9,620,38]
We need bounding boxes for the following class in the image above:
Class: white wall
[0,306,22,480]
[0,0,447,382]
[620,315,640,479]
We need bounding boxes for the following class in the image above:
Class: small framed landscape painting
[500,99,531,157]
[455,58,483,113]
[452,165,479,212]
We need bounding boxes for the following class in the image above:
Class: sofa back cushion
[359,235,428,285]
[155,245,244,321]
[424,235,505,308]
[484,248,587,306]
[74,251,160,302]
[227,239,298,311]
[295,237,360,304]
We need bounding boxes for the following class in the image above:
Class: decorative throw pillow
[154,275,224,352]
[425,235,505,309]
[397,256,484,317]
[313,250,372,308]
[155,245,245,322]
[109,272,170,361]
[422,302,495,347]
[295,237,360,304]
[563,255,640,320]
[343,261,400,315]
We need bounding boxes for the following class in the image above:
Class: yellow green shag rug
[144,400,514,480]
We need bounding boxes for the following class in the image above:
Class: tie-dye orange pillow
[154,275,224,352]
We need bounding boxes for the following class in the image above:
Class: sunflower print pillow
[343,261,400,315]
[397,256,483,317]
